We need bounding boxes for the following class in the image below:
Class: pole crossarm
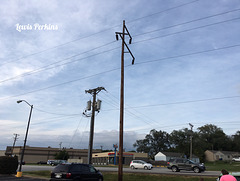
[85,87,106,95]
[115,23,135,65]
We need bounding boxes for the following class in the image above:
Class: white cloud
[0,0,240,151]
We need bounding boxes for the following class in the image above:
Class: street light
[16,100,33,178]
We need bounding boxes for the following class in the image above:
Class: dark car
[167,158,205,173]
[50,163,103,181]
[37,161,47,164]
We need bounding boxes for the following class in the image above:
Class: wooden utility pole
[85,87,105,164]
[115,20,134,181]
[11,133,20,155]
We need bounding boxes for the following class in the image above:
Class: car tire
[172,166,178,172]
[193,167,200,173]
[144,166,148,170]
[131,165,135,169]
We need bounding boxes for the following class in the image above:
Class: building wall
[5,146,101,164]
[0,150,5,156]
[205,150,215,162]
[92,152,149,165]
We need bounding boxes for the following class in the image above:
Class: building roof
[205,150,240,155]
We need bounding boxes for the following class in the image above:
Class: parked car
[37,161,47,164]
[232,157,240,162]
[18,160,25,165]
[167,158,205,173]
[130,160,153,170]
[50,163,103,181]
[217,172,240,181]
[47,160,67,166]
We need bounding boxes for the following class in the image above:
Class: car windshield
[140,160,147,164]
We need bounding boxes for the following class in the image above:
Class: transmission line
[1,1,199,66]
[1,43,239,101]
[133,17,240,44]
[133,8,240,37]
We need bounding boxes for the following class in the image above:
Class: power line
[133,8,240,37]
[101,95,240,111]
[2,16,239,85]
[34,107,82,116]
[126,95,240,109]
[1,43,239,101]
[134,44,240,66]
[0,42,119,84]
[133,17,240,44]
[1,1,199,66]
[0,30,119,67]
[127,0,199,23]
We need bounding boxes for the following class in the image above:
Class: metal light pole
[16,100,33,177]
[189,123,193,160]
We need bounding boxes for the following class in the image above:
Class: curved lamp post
[16,100,33,177]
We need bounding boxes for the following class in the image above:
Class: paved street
[0,165,220,180]
[21,165,220,177]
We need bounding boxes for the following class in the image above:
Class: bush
[0,156,19,174]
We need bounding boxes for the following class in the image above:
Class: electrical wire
[101,95,240,111]
[2,13,239,84]
[1,1,199,66]
[133,17,240,44]
[0,42,119,84]
[1,43,239,101]
[127,0,199,23]
[133,8,240,37]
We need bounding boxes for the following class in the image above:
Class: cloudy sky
[0,0,240,151]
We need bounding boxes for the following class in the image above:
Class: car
[130,160,153,170]
[232,157,240,162]
[50,163,103,181]
[37,161,47,164]
[217,172,240,181]
[167,158,205,173]
[18,160,25,165]
[48,160,67,166]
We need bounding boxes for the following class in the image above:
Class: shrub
[0,156,19,174]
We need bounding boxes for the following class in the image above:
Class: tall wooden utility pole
[85,87,105,164]
[115,20,135,181]
[11,133,20,155]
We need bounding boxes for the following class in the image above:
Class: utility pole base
[16,171,22,177]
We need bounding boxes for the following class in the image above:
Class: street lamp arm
[17,100,33,107]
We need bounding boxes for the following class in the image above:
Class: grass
[205,161,240,172]
[23,170,51,179]
[104,172,215,181]
[23,171,216,181]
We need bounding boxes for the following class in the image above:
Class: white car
[130,160,153,170]
[232,157,240,162]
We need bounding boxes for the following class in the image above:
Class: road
[21,165,220,177]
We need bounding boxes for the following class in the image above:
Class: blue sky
[0,0,240,151]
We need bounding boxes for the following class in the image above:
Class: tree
[232,131,240,152]
[197,124,231,151]
[133,129,170,159]
[55,150,69,160]
[169,128,191,156]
